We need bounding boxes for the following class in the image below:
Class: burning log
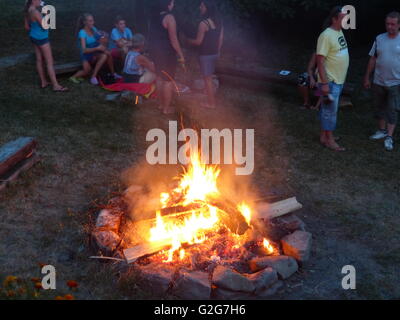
[208,197,249,235]
[123,197,300,264]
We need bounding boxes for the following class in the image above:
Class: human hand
[178,57,186,71]
[363,77,371,90]
[321,83,330,96]
[309,77,316,89]
[98,44,107,52]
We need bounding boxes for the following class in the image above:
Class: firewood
[254,197,302,220]
[0,137,37,177]
[124,241,171,264]
[160,202,204,216]
[208,197,249,235]
[0,153,40,192]
[54,61,81,75]
[123,198,301,264]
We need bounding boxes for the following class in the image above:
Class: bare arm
[24,16,30,31]
[136,55,156,73]
[363,56,376,89]
[30,8,43,25]
[307,53,317,87]
[317,54,330,95]
[164,15,184,61]
[218,26,224,53]
[80,37,105,54]
[187,22,207,46]
[307,53,317,77]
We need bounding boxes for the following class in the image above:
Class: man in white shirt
[364,12,400,151]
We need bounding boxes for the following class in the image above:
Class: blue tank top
[123,51,143,75]
[29,12,49,40]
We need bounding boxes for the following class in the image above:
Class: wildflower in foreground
[34,282,42,289]
[3,276,18,287]
[66,280,78,289]
[7,290,16,297]
[64,294,75,300]
[18,288,27,295]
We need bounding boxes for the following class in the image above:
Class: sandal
[324,143,346,152]
[53,86,69,92]
[69,77,81,84]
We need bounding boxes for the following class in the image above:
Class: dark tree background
[1,0,398,69]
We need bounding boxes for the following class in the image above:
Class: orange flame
[238,202,252,225]
[147,151,269,263]
[263,238,274,255]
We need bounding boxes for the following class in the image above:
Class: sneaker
[90,77,99,85]
[384,136,394,151]
[369,129,388,140]
[113,73,123,80]
[69,76,81,84]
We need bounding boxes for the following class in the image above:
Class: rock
[249,256,298,279]
[92,229,121,253]
[172,271,211,300]
[137,263,177,296]
[281,231,312,262]
[257,281,284,298]
[221,259,250,274]
[212,265,254,293]
[262,221,291,242]
[212,288,253,300]
[245,267,278,293]
[96,209,121,232]
[274,214,305,232]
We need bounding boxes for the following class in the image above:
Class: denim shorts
[30,37,49,46]
[373,84,400,125]
[199,54,218,77]
[319,82,344,131]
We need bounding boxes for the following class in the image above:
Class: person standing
[186,0,224,109]
[24,0,68,92]
[148,0,185,115]
[364,12,400,152]
[316,6,349,151]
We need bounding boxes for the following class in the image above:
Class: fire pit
[91,152,312,299]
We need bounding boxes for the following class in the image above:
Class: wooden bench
[216,64,356,96]
[54,61,81,75]
[0,137,40,192]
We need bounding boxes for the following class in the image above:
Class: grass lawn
[1,1,399,300]
[1,59,399,299]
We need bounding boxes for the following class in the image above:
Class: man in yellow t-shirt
[317,6,350,151]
